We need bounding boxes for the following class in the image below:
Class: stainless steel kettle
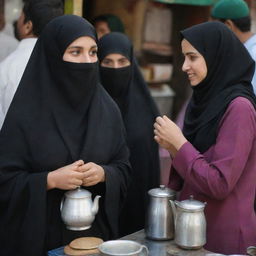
[145,185,176,240]
[170,195,207,249]
[60,187,101,231]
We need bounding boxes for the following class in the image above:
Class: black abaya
[98,32,160,236]
[0,15,130,256]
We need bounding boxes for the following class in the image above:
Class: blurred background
[2,0,256,120]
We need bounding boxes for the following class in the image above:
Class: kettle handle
[140,245,149,256]
[60,197,65,211]
[169,199,177,226]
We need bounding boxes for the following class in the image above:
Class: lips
[187,73,194,79]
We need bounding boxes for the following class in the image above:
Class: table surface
[48,229,212,256]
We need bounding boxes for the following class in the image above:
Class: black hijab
[98,32,160,236]
[0,15,130,256]
[182,21,256,153]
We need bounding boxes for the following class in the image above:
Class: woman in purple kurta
[154,21,256,255]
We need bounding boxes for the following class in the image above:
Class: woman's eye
[189,55,197,61]
[102,59,111,65]
[70,50,80,56]
[90,50,97,56]
[119,59,130,66]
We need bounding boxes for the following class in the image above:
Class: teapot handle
[60,197,65,211]
[169,199,177,226]
[140,245,149,256]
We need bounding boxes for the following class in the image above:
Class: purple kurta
[169,97,256,254]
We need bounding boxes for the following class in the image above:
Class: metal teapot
[60,187,101,231]
[145,185,176,240]
[170,195,207,249]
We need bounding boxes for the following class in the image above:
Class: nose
[182,58,189,72]
[82,53,94,63]
[113,61,120,68]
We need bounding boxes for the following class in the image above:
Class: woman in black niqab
[0,15,130,256]
[98,32,160,236]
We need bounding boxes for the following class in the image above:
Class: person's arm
[168,166,184,192]
[171,98,256,199]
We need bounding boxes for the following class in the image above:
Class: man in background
[211,0,256,93]
[92,14,125,38]
[0,0,18,62]
[0,0,63,128]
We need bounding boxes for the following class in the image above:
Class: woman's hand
[78,162,105,187]
[47,160,85,190]
[154,115,187,157]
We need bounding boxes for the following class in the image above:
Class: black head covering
[0,15,130,255]
[98,32,160,236]
[182,21,256,153]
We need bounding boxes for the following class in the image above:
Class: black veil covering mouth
[0,15,131,255]
[181,21,256,153]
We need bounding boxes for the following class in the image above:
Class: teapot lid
[148,185,176,198]
[177,195,206,211]
[65,187,92,199]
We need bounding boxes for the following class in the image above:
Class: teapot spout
[92,195,101,215]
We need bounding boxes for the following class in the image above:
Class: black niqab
[182,21,256,153]
[100,66,132,113]
[0,15,130,256]
[98,32,160,236]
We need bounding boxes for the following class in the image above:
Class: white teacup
[98,240,148,256]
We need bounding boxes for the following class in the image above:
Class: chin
[190,81,199,86]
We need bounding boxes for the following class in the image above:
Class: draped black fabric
[182,21,256,153]
[0,15,131,256]
[98,32,160,236]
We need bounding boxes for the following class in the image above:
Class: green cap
[211,0,250,19]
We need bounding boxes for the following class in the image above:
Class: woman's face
[181,39,207,86]
[95,21,110,39]
[63,36,98,63]
[101,53,131,68]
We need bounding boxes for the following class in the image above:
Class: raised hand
[154,115,187,157]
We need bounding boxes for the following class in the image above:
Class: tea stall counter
[48,229,212,256]
[120,229,211,256]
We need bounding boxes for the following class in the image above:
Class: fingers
[82,175,100,187]
[163,115,171,122]
[83,180,97,187]
[72,178,83,187]
[153,122,161,130]
[73,159,84,167]
[154,135,160,143]
[77,162,93,172]
[155,116,165,126]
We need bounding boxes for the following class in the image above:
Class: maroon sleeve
[171,97,256,199]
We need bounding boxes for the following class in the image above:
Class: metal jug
[145,185,176,240]
[170,195,207,249]
[60,187,101,231]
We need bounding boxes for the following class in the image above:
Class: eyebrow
[183,51,198,56]
[67,45,98,50]
[183,52,198,55]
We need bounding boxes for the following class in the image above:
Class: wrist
[175,137,187,151]
[100,167,105,182]
[168,139,187,158]
[47,171,56,190]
